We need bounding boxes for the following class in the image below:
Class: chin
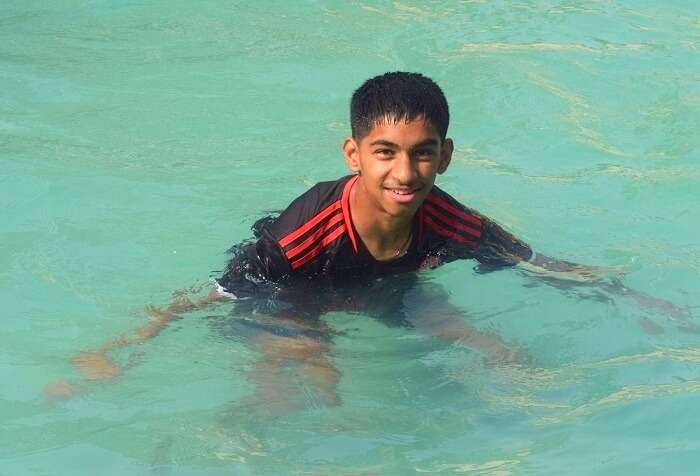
[384,202,420,218]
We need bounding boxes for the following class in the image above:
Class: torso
[265,175,484,286]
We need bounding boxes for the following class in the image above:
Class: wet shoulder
[265,175,354,272]
[264,176,349,240]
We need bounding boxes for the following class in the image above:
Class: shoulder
[265,176,351,241]
[420,185,532,266]
[421,185,484,248]
[422,185,532,266]
[259,175,356,273]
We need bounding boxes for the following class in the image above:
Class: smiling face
[343,116,453,221]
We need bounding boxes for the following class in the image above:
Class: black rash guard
[217,175,532,303]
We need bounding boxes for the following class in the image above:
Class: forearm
[520,251,619,282]
[600,278,691,320]
[71,287,225,381]
[517,253,690,320]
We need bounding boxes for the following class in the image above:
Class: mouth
[385,186,421,203]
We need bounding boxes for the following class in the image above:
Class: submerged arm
[475,218,690,320]
[520,251,623,282]
[44,285,226,401]
[71,287,225,381]
[513,252,691,320]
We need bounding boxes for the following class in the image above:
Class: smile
[385,187,420,203]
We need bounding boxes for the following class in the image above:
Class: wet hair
[350,72,450,141]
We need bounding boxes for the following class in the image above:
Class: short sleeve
[215,180,345,296]
[216,228,291,298]
[422,187,532,271]
[472,217,533,270]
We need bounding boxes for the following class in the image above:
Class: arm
[519,251,624,282]
[61,230,291,385]
[69,286,226,382]
[43,285,226,401]
[518,258,691,320]
[476,219,691,320]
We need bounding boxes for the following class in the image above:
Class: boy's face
[343,116,453,219]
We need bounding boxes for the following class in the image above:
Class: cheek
[362,160,391,179]
[418,161,440,178]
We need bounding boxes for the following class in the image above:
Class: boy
[212,72,607,318]
[55,72,687,407]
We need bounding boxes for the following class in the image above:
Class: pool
[2,1,699,474]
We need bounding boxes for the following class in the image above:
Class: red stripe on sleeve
[425,193,482,227]
[341,175,359,253]
[284,212,344,260]
[279,200,342,248]
[423,203,482,238]
[290,225,346,269]
[424,215,477,247]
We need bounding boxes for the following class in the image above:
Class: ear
[342,137,361,173]
[437,138,453,175]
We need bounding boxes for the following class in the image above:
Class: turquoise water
[2,1,699,474]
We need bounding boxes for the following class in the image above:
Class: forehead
[360,116,441,146]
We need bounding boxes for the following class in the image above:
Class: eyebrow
[368,138,440,148]
[411,138,440,148]
[369,140,399,148]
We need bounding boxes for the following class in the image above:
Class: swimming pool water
[2,1,699,474]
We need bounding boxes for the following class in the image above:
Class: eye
[374,148,394,158]
[414,149,436,160]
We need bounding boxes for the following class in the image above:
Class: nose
[392,152,417,185]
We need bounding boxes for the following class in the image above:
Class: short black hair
[350,72,449,141]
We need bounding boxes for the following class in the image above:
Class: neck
[350,177,415,260]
